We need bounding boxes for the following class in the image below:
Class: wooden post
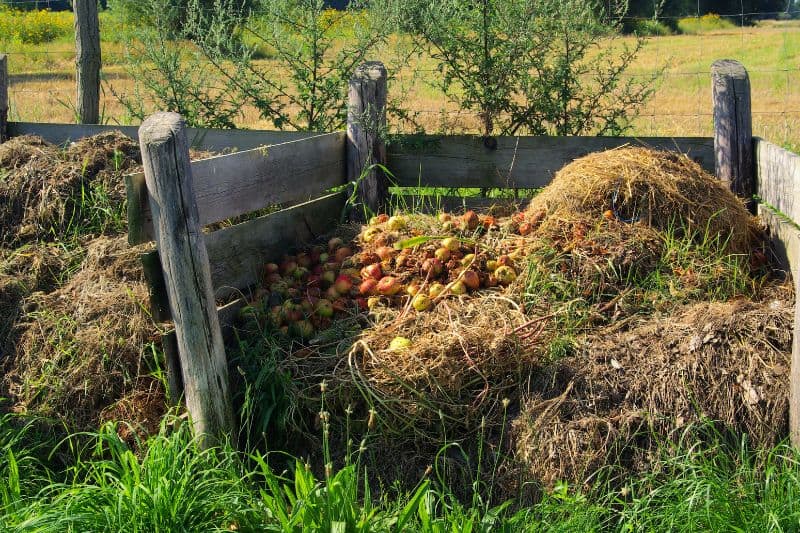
[0,54,7,142]
[347,61,388,219]
[711,59,753,204]
[73,0,101,124]
[139,112,235,445]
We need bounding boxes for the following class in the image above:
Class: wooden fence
[4,60,800,447]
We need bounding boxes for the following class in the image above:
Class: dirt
[514,283,793,489]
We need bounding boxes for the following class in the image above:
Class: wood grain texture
[0,55,7,142]
[140,249,170,323]
[73,0,101,124]
[7,122,314,150]
[755,138,800,225]
[128,132,346,244]
[758,207,800,447]
[206,192,346,300]
[140,192,347,318]
[712,59,753,200]
[160,297,246,405]
[347,62,388,219]
[139,112,235,444]
[387,136,715,188]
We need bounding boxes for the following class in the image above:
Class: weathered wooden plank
[128,132,346,244]
[391,194,527,215]
[160,297,247,404]
[140,249,170,323]
[206,191,346,300]
[755,138,800,226]
[8,122,315,151]
[387,136,715,188]
[139,112,235,444]
[348,62,388,218]
[161,331,182,406]
[126,173,150,246]
[140,192,347,318]
[0,55,8,143]
[759,206,800,447]
[74,0,101,125]
[712,59,753,201]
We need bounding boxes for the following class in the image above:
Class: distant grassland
[2,12,799,149]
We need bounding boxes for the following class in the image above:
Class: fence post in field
[711,59,753,205]
[347,61,388,220]
[0,54,8,142]
[138,112,236,447]
[73,0,101,124]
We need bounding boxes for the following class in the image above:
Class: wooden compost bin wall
[753,138,800,445]
[9,59,800,447]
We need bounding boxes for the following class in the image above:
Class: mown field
[1,9,799,147]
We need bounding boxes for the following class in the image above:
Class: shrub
[0,7,72,44]
[399,0,658,136]
[677,13,737,34]
[624,18,673,36]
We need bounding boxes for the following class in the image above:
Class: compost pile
[239,146,790,487]
[0,132,140,246]
[0,132,167,439]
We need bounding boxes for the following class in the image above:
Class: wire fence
[1,4,799,148]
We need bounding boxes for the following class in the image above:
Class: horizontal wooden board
[387,135,715,189]
[161,297,247,403]
[759,206,800,275]
[141,192,347,317]
[8,122,315,151]
[755,138,800,226]
[206,192,346,299]
[128,132,346,244]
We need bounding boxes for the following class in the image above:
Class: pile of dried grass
[288,296,534,443]
[513,283,793,489]
[0,132,140,245]
[3,236,165,431]
[527,146,759,255]
[0,243,73,353]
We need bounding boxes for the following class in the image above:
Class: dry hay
[0,132,140,245]
[0,243,75,354]
[3,235,165,431]
[526,146,759,255]
[514,283,793,489]
[287,295,534,444]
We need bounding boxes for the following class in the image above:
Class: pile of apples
[244,209,542,340]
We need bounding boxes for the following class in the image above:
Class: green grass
[2,412,800,531]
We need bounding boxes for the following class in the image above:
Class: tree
[401,0,658,137]
[184,0,397,131]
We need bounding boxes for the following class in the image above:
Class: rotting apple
[376,276,401,296]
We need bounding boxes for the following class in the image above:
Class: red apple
[376,276,401,296]
[462,270,480,290]
[421,258,444,277]
[463,210,479,230]
[359,278,378,295]
[335,247,353,263]
[334,274,353,294]
[361,263,382,280]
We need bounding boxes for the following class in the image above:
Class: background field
[2,12,799,149]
